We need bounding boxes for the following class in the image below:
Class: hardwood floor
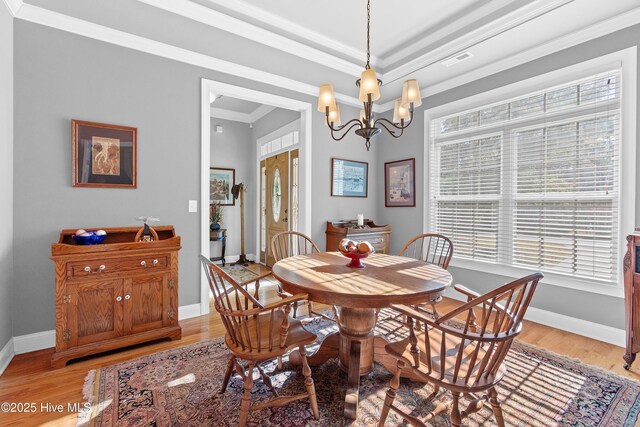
[0,272,637,426]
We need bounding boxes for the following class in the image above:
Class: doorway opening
[200,79,313,316]
[257,120,301,266]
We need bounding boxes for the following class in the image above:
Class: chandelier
[317,0,422,151]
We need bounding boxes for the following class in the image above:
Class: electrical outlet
[188,200,198,213]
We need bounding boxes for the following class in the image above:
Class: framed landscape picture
[72,120,137,188]
[210,167,235,205]
[385,158,416,207]
[331,158,368,197]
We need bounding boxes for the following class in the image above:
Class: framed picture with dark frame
[384,158,416,207]
[331,158,368,197]
[72,120,137,188]
[210,167,235,205]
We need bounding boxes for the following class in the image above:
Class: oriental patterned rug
[220,264,259,283]
[78,314,640,426]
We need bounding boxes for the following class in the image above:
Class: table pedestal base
[289,307,420,419]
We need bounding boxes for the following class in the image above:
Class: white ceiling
[181,0,640,107]
[212,96,261,114]
[211,0,486,61]
[210,96,277,123]
[10,0,640,110]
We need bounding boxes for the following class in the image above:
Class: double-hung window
[426,49,636,296]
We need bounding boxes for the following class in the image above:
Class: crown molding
[2,0,22,16]
[249,104,276,122]
[201,0,378,67]
[210,104,275,123]
[423,5,640,101]
[135,0,366,78]
[383,0,575,84]
[379,0,515,68]
[13,1,640,115]
[14,2,364,110]
[373,4,640,113]
[210,107,252,123]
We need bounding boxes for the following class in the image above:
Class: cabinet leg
[624,352,636,370]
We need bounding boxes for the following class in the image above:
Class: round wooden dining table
[271,251,452,419]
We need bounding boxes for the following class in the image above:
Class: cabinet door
[68,279,124,347]
[124,273,173,334]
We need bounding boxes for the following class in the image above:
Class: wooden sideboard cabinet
[624,233,640,370]
[326,219,391,254]
[50,226,182,368]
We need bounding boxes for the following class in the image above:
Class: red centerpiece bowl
[342,251,370,268]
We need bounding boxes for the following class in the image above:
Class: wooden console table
[325,219,391,254]
[272,252,451,419]
[50,226,182,367]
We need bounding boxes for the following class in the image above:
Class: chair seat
[385,328,506,391]
[225,309,316,359]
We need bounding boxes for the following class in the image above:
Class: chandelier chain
[366,0,371,69]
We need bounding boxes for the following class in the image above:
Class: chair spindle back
[200,255,291,354]
[271,231,320,262]
[409,273,542,386]
[399,233,453,269]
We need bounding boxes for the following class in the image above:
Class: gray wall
[252,108,300,141]
[378,24,640,330]
[12,20,379,336]
[0,4,14,351]
[210,118,254,258]
[310,102,380,250]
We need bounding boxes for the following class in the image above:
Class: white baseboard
[445,289,626,347]
[178,303,201,320]
[7,303,206,359]
[0,338,14,376]
[13,330,55,355]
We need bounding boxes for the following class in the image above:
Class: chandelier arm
[375,120,405,139]
[327,117,363,132]
[329,121,365,142]
[373,116,412,131]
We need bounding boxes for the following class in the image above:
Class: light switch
[188,200,198,213]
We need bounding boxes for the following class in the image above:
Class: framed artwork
[331,158,368,197]
[385,158,416,207]
[72,120,137,188]
[210,167,235,205]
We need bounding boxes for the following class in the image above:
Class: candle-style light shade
[393,99,411,123]
[358,68,381,102]
[318,84,337,112]
[401,79,422,108]
[326,104,341,126]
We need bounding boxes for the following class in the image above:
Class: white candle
[357,214,364,226]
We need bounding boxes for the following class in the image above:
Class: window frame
[424,47,637,298]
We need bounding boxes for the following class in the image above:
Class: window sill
[449,257,623,298]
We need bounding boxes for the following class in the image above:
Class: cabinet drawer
[68,256,169,277]
[366,236,387,246]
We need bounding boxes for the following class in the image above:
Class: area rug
[220,264,259,283]
[78,314,640,426]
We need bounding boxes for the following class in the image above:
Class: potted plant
[210,202,223,231]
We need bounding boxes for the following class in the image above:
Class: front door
[265,152,289,267]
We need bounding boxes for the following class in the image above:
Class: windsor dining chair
[200,255,319,426]
[378,272,542,427]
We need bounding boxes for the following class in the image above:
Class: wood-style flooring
[0,265,636,426]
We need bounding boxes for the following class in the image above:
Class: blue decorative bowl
[73,232,107,245]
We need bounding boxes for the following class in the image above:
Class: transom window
[426,60,632,293]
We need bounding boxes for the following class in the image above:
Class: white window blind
[429,70,621,285]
